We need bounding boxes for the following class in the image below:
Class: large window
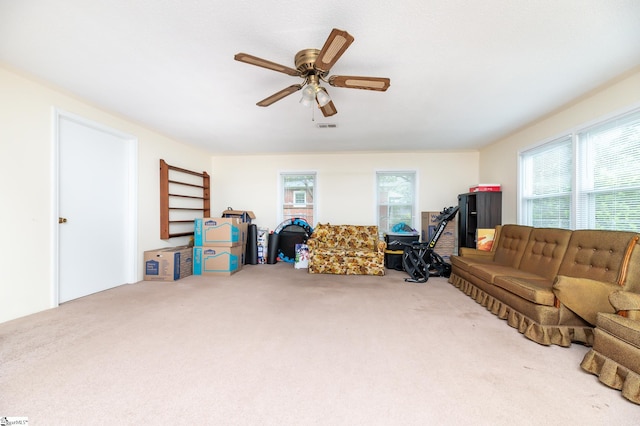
[376,171,416,234]
[280,173,315,225]
[520,136,572,228]
[520,107,640,231]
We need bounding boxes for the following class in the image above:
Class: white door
[56,112,137,303]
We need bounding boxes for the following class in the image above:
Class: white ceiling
[2,1,640,155]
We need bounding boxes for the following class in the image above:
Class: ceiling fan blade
[319,100,338,117]
[234,53,300,76]
[256,84,303,107]
[328,75,391,91]
[314,28,355,73]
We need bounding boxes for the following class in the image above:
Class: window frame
[518,104,640,231]
[278,171,317,226]
[518,134,573,228]
[375,170,418,235]
[292,190,306,207]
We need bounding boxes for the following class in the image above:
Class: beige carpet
[1,263,637,425]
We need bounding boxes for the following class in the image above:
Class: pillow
[552,275,619,325]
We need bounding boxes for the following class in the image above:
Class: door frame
[51,108,138,307]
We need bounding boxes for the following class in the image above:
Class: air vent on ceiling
[316,123,337,129]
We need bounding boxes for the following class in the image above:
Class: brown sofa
[307,223,386,275]
[449,224,640,347]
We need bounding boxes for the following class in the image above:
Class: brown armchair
[580,290,640,404]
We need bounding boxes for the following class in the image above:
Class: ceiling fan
[234,28,390,117]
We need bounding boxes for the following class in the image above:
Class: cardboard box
[421,211,457,263]
[194,217,248,247]
[193,245,245,276]
[221,209,256,223]
[144,246,193,281]
[469,184,501,192]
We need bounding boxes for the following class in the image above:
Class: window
[520,136,572,228]
[519,107,640,231]
[281,173,315,225]
[576,112,640,230]
[293,190,306,207]
[376,171,416,234]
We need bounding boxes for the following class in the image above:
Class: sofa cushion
[450,252,495,272]
[557,229,638,284]
[309,253,385,275]
[492,225,533,267]
[552,275,619,325]
[493,276,556,306]
[313,248,382,259]
[310,224,378,251]
[517,228,572,280]
[467,263,543,284]
[596,312,640,350]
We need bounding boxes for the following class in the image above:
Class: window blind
[519,106,640,231]
[576,110,640,230]
[520,136,572,228]
[376,171,416,234]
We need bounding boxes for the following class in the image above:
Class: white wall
[211,152,479,230]
[5,60,637,324]
[0,66,211,323]
[479,68,640,224]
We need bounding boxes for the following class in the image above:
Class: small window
[376,171,416,234]
[293,190,306,207]
[280,173,315,225]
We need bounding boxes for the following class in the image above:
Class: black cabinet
[457,191,502,251]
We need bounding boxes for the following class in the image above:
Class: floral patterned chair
[307,223,386,275]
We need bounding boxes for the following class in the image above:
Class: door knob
[59,217,68,224]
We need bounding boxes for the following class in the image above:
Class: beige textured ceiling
[1,0,640,154]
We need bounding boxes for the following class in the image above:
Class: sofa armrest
[458,247,496,259]
[609,290,640,320]
[552,275,620,325]
[377,239,387,253]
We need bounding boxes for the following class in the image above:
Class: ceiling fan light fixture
[300,84,316,107]
[316,88,331,107]
[299,96,314,107]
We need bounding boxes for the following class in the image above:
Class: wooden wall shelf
[160,159,210,239]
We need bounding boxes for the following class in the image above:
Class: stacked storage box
[143,246,194,281]
[193,218,248,276]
